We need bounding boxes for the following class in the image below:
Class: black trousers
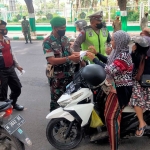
[0,66,22,105]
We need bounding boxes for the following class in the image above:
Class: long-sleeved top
[92,52,133,108]
[12,52,19,67]
[93,53,107,68]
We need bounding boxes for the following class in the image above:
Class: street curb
[10,36,46,40]
[8,31,141,41]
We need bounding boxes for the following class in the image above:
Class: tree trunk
[76,0,79,20]
[24,0,36,35]
[135,0,139,11]
[117,0,127,11]
[117,0,127,31]
[24,0,34,13]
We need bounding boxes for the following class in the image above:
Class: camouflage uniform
[43,33,74,111]
[21,20,32,43]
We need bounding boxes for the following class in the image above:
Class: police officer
[43,17,80,111]
[21,16,32,44]
[140,12,148,30]
[73,11,111,56]
[0,20,24,111]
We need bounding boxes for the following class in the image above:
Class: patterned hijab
[107,30,131,66]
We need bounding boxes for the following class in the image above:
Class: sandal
[135,125,147,137]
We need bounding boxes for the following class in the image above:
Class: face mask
[96,23,103,29]
[57,30,66,37]
[0,29,8,35]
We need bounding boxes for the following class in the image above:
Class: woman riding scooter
[86,30,133,150]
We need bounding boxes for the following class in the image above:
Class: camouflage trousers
[50,76,73,111]
[23,30,31,43]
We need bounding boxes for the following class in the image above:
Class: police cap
[88,11,103,21]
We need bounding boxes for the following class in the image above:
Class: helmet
[131,36,150,47]
[75,20,87,31]
[81,64,106,87]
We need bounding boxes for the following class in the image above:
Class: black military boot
[30,41,32,44]
[25,41,28,44]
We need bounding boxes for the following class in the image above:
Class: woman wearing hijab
[86,30,133,150]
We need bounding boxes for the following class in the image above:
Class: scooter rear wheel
[0,128,25,150]
[46,118,83,150]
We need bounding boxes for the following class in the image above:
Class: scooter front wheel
[0,128,25,150]
[46,118,83,150]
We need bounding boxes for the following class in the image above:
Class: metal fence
[0,4,149,24]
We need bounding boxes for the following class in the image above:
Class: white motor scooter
[46,64,150,150]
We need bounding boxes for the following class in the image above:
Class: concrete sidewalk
[7,31,141,41]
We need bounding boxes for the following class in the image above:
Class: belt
[54,65,71,72]
[0,66,13,70]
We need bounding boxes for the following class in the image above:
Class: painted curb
[10,36,46,40]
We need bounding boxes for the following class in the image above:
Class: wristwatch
[66,56,70,63]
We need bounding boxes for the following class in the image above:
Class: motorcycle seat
[0,102,9,111]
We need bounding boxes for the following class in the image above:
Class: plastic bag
[90,109,104,128]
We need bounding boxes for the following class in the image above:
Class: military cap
[0,20,7,26]
[88,11,103,21]
[50,17,66,27]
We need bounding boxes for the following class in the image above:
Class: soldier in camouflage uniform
[21,16,32,44]
[43,17,80,111]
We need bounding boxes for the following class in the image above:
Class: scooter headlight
[72,92,83,100]
[58,92,84,107]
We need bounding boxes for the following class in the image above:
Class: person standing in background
[140,13,148,30]
[21,16,32,44]
[112,16,121,32]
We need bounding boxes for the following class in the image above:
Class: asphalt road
[9,41,150,150]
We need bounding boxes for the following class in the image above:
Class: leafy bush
[127,10,139,21]
[12,18,18,22]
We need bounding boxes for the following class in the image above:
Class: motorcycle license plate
[66,81,75,94]
[4,115,25,135]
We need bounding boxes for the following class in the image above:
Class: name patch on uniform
[88,31,93,37]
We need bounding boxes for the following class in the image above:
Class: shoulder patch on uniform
[79,33,83,37]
